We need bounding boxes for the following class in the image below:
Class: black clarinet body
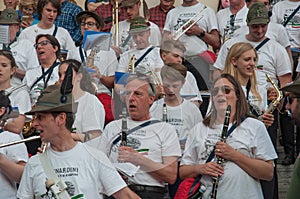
[162,103,167,122]
[210,105,231,199]
[120,107,127,146]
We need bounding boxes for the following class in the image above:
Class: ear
[161,52,167,62]
[231,57,237,67]
[56,113,67,127]
[11,67,16,77]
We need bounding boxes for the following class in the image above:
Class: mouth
[216,98,227,104]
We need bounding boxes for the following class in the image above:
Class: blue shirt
[55,0,83,45]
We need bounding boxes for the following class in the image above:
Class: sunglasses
[211,86,234,96]
[34,40,51,49]
[286,96,300,105]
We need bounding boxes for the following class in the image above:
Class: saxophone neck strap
[134,46,154,68]
[282,5,300,27]
[255,37,270,51]
[112,119,161,145]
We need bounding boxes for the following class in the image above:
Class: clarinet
[162,103,167,122]
[210,105,231,199]
[120,107,127,146]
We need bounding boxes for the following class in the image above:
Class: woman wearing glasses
[0,50,31,134]
[23,34,60,106]
[222,42,274,127]
[179,74,277,199]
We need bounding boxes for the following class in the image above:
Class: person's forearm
[230,150,274,180]
[99,75,115,89]
[179,164,202,179]
[0,159,25,182]
[134,155,178,184]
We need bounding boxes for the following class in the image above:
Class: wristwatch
[198,30,206,38]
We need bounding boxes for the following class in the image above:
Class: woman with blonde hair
[223,42,274,127]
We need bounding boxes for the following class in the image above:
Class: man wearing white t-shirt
[163,0,220,100]
[17,85,139,199]
[217,0,249,42]
[99,74,181,198]
[18,0,76,53]
[111,0,162,56]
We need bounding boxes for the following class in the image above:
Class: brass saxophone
[258,74,283,120]
[86,48,99,93]
[127,55,135,74]
[210,105,231,199]
[120,107,127,146]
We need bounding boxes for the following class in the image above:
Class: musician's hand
[118,146,140,164]
[200,162,224,177]
[111,46,122,58]
[21,20,31,29]
[215,141,236,161]
[184,23,203,37]
[90,66,102,80]
[260,112,274,127]
[156,84,165,99]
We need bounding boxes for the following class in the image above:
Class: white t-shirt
[98,118,181,187]
[216,4,248,38]
[18,24,76,51]
[163,2,218,56]
[23,64,60,105]
[0,131,28,199]
[214,35,291,87]
[233,22,291,48]
[270,0,300,48]
[150,98,203,151]
[6,86,31,116]
[68,47,118,94]
[17,142,127,199]
[1,40,39,87]
[111,20,162,51]
[117,46,164,73]
[181,71,203,102]
[73,92,105,133]
[181,117,278,199]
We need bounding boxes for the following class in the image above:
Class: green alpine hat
[0,8,20,24]
[281,76,300,95]
[26,85,78,115]
[128,16,150,34]
[247,2,270,25]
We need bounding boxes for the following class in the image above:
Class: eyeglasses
[211,86,234,96]
[80,22,97,28]
[286,96,300,105]
[34,40,51,49]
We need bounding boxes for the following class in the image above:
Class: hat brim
[76,11,104,29]
[128,27,150,34]
[0,20,19,24]
[25,103,78,115]
[247,18,269,25]
[281,84,300,95]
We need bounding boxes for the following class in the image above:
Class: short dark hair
[0,91,11,119]
[51,112,75,132]
[160,39,186,56]
[37,0,61,20]
[35,34,61,58]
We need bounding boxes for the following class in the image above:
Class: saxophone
[258,74,283,120]
[86,48,99,93]
[210,105,231,199]
[127,55,135,74]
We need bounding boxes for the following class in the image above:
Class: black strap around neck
[30,62,59,91]
[52,25,58,37]
[283,5,300,27]
[134,46,154,68]
[112,119,161,145]
[255,37,270,51]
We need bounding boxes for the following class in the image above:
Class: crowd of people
[0,0,299,198]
